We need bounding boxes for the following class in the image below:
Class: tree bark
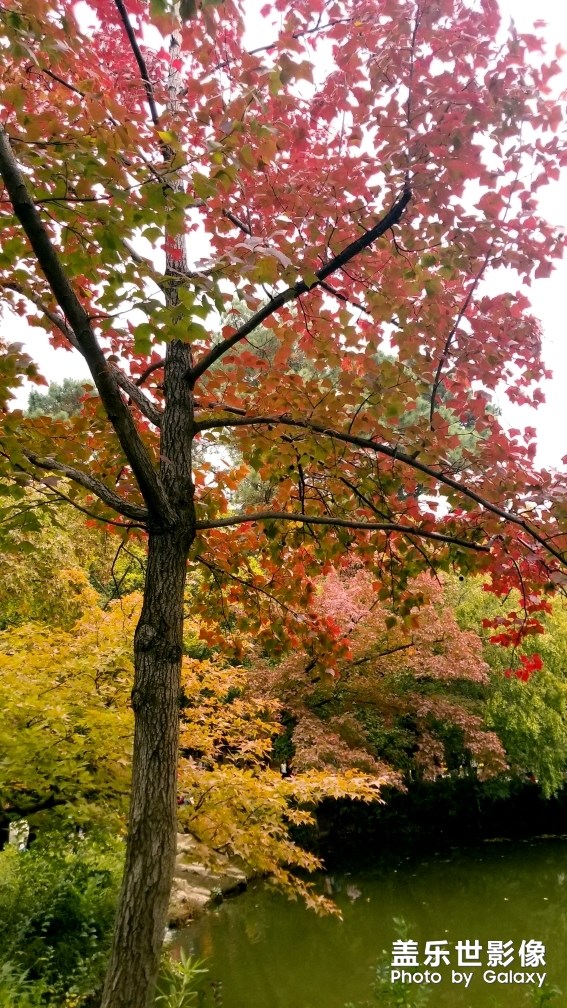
[100,523,194,1008]
[100,328,195,1008]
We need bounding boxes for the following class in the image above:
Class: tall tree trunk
[100,523,193,1008]
[101,328,195,1008]
[101,16,195,995]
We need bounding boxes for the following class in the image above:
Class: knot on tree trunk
[135,623,158,652]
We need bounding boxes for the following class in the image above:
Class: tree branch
[223,208,252,235]
[113,0,161,128]
[194,553,301,616]
[136,359,166,387]
[429,249,492,426]
[194,412,566,566]
[35,482,146,530]
[40,67,85,98]
[0,126,172,520]
[189,183,412,383]
[350,640,416,666]
[193,399,247,416]
[22,451,149,523]
[195,510,489,551]
[110,365,163,428]
[0,280,81,349]
[2,283,160,427]
[212,15,357,72]
[319,279,371,315]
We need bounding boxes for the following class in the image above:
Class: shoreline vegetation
[2,775,567,1006]
[167,776,567,928]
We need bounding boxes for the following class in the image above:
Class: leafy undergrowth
[154,952,209,1008]
[0,831,122,1007]
[0,832,213,1008]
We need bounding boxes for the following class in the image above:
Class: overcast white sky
[493,0,567,469]
[3,0,566,468]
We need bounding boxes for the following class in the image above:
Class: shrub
[0,830,123,1005]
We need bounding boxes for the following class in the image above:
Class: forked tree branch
[189,183,412,383]
[1,283,160,428]
[0,127,171,520]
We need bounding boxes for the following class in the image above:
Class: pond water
[177,837,567,1008]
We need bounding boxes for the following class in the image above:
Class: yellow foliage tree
[0,581,388,911]
[0,577,134,836]
[177,654,391,912]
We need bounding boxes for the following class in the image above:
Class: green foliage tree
[27,378,93,420]
[452,579,567,797]
[0,500,116,628]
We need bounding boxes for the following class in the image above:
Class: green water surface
[177,838,567,1008]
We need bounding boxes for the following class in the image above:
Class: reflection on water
[177,838,567,1008]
